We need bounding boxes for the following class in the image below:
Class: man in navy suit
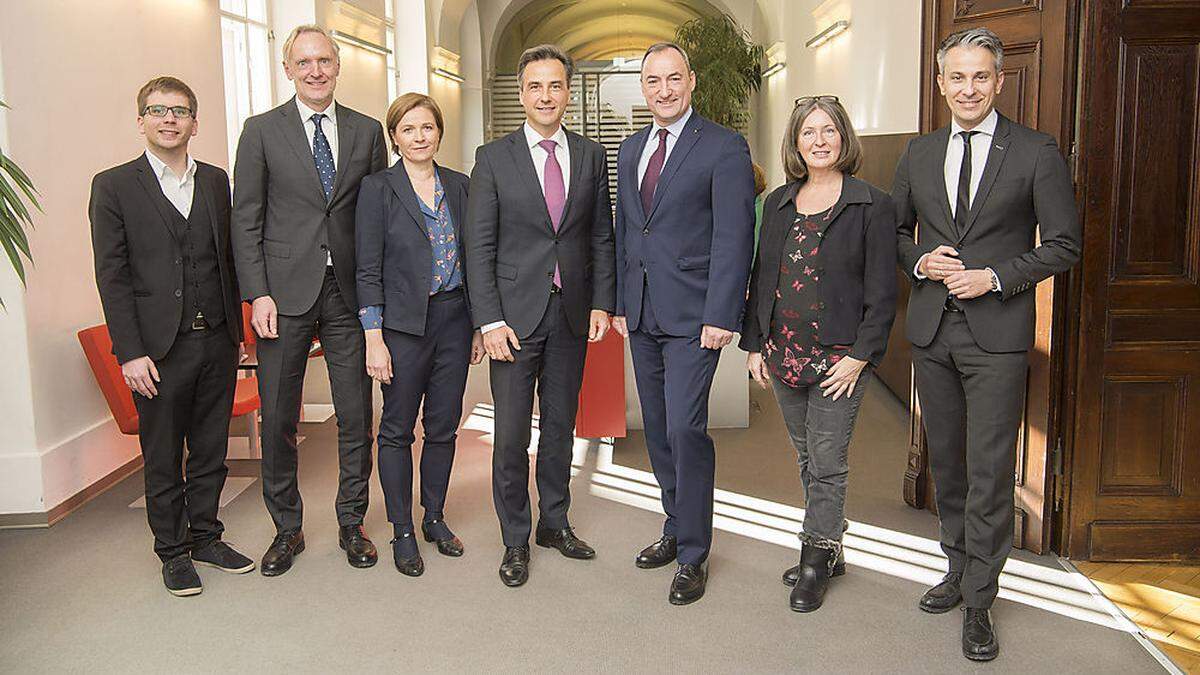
[612,42,755,605]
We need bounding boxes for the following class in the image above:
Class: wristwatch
[986,267,1001,293]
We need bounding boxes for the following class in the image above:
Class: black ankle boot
[789,544,835,613]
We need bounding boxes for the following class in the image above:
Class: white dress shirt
[481,123,573,335]
[144,149,196,218]
[914,108,1001,291]
[296,97,338,265]
[636,106,693,184]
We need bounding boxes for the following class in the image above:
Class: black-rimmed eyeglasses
[141,105,194,119]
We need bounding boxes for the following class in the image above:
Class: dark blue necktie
[312,113,335,200]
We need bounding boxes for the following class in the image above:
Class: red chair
[78,324,262,455]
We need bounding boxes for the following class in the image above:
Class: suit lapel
[386,162,429,237]
[959,114,1012,240]
[646,114,703,222]
[625,126,651,224]
[329,104,356,201]
[559,131,586,230]
[507,130,553,230]
[134,155,182,241]
[280,99,326,197]
[925,126,956,237]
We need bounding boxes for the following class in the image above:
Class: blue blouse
[359,171,463,330]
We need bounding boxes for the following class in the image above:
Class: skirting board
[0,454,143,530]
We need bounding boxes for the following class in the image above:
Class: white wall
[0,0,230,516]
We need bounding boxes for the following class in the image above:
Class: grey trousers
[770,370,870,547]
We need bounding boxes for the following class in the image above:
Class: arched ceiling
[492,0,721,71]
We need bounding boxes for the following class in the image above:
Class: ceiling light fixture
[805,20,850,49]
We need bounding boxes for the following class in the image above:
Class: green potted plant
[0,100,39,308]
[674,13,765,132]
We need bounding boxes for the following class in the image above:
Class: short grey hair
[936,27,1003,73]
[517,44,574,86]
[641,42,692,72]
[282,24,340,63]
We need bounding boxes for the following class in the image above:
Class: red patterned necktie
[639,128,669,214]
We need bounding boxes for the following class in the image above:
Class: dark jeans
[257,267,374,533]
[377,290,472,532]
[912,310,1027,609]
[769,370,870,548]
[133,329,238,561]
[489,293,587,547]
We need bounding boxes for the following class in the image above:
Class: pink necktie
[539,139,564,288]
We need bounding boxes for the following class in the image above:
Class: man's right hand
[251,295,278,339]
[918,245,966,281]
[611,316,628,338]
[482,325,521,362]
[121,356,160,399]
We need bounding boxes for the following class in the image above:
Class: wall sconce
[432,67,465,83]
[763,41,786,79]
[806,20,850,49]
[330,30,391,56]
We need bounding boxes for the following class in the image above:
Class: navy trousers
[377,289,473,532]
[628,295,721,566]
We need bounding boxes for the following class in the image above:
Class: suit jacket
[231,97,387,316]
[355,162,469,336]
[464,128,616,339]
[893,113,1081,352]
[90,155,241,363]
[741,175,897,366]
[614,113,755,336]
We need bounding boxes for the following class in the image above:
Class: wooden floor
[1074,561,1200,673]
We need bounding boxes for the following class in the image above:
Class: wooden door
[909,0,1079,553]
[1064,0,1200,562]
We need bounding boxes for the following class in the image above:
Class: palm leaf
[675,14,764,132]
[0,98,39,309]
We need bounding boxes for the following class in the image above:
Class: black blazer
[231,98,388,315]
[464,128,616,339]
[89,155,242,364]
[740,175,897,367]
[893,113,1081,352]
[355,161,469,336]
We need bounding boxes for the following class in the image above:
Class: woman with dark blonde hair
[739,96,897,611]
[355,93,484,576]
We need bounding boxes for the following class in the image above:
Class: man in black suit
[465,44,616,587]
[90,77,253,596]
[231,25,388,575]
[893,28,1081,661]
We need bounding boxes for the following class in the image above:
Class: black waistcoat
[167,182,226,334]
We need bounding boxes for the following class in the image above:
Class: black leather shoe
[636,535,677,569]
[783,548,844,586]
[261,531,304,577]
[338,524,378,568]
[919,572,963,613]
[669,563,707,605]
[421,519,464,557]
[962,607,999,661]
[789,544,836,613]
[192,541,255,574]
[391,533,425,577]
[499,546,530,587]
[535,526,595,560]
[162,554,202,596]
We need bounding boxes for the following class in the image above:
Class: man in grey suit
[232,25,387,576]
[465,44,616,588]
[893,28,1080,661]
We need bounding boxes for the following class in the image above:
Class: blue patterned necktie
[311,113,335,200]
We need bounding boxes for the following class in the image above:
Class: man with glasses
[90,76,252,596]
[231,24,388,575]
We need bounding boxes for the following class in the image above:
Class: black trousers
[133,328,238,561]
[489,293,588,547]
[378,290,472,532]
[912,310,1027,609]
[257,267,373,533]
[627,293,720,566]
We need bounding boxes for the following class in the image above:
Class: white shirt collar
[654,106,693,139]
[144,149,196,183]
[523,122,568,151]
[950,108,998,139]
[296,97,337,126]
